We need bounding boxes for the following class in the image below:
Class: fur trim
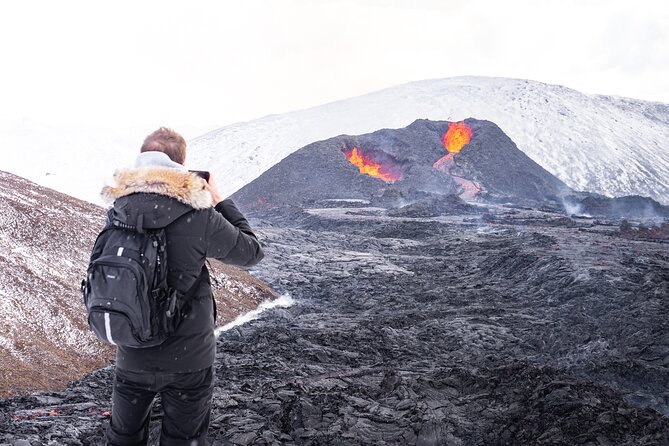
[101,167,212,209]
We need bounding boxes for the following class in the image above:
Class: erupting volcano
[433,121,481,198]
[232,118,573,209]
[342,147,404,182]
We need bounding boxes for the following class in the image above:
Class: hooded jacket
[100,161,264,372]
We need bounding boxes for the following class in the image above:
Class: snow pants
[106,366,214,446]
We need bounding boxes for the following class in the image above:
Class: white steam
[214,293,295,336]
[562,198,587,217]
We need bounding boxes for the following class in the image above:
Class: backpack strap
[136,214,145,233]
[185,273,204,298]
[205,260,218,323]
[178,272,206,314]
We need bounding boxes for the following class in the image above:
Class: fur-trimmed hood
[101,167,212,210]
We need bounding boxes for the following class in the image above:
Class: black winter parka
[100,167,263,372]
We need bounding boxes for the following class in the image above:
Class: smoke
[215,293,295,336]
[561,196,587,217]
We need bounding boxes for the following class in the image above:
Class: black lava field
[1,119,668,445]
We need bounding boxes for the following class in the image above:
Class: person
[100,127,264,445]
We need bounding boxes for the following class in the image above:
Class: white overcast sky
[0,0,667,131]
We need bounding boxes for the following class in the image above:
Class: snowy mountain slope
[1,121,145,205]
[0,171,112,397]
[189,77,669,204]
[0,120,214,205]
[0,170,275,398]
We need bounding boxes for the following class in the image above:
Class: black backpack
[81,212,196,348]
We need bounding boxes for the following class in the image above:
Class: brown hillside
[0,170,275,398]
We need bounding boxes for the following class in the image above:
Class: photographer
[99,127,263,445]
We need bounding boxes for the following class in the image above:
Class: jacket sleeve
[204,199,264,267]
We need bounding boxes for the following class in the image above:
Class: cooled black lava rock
[387,194,478,218]
[2,203,668,445]
[564,193,669,219]
[232,119,571,211]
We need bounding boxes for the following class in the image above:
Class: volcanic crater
[233,119,572,211]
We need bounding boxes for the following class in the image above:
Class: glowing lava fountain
[343,147,404,182]
[433,121,481,198]
[443,121,473,153]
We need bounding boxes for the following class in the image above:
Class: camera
[189,170,210,182]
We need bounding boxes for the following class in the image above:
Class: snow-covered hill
[189,77,669,204]
[0,120,214,205]
[2,77,668,206]
[0,170,275,398]
[0,171,112,397]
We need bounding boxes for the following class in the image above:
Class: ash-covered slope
[0,171,275,398]
[189,76,669,204]
[232,118,570,209]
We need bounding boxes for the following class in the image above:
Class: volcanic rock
[619,220,669,240]
[386,194,477,218]
[207,205,669,445]
[564,193,669,219]
[2,197,668,444]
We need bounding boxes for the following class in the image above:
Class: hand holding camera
[190,170,223,206]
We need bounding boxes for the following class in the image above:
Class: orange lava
[433,153,480,197]
[453,177,481,199]
[434,122,480,198]
[432,153,455,171]
[343,147,403,182]
[443,121,473,153]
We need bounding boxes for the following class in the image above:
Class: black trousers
[106,366,214,446]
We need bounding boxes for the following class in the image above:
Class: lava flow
[433,121,481,199]
[343,147,403,182]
